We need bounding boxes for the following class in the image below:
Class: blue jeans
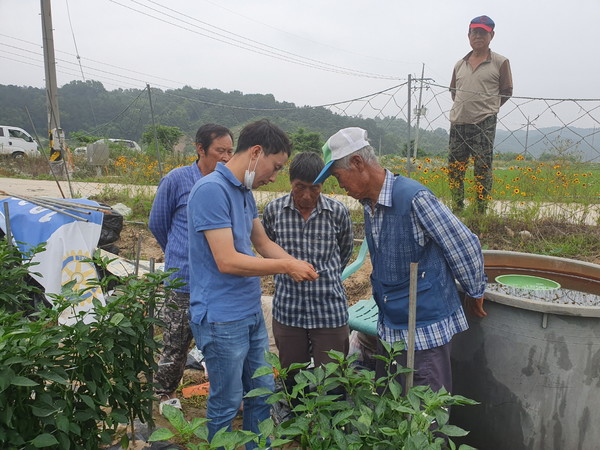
[190,312,274,448]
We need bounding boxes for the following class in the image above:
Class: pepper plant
[150,341,478,449]
[0,239,178,449]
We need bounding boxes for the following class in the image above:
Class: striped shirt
[149,162,202,292]
[262,193,354,328]
[363,170,486,350]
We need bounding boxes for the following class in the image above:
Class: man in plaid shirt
[263,152,354,373]
[314,128,487,394]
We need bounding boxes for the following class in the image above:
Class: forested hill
[0,80,449,155]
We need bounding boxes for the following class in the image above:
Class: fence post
[405,262,419,391]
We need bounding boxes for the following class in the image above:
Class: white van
[0,125,41,158]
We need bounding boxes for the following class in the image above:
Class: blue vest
[365,176,461,330]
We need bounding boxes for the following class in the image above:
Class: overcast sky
[1,0,599,111]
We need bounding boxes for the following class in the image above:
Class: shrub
[0,240,178,448]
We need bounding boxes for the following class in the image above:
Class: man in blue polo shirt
[149,124,233,411]
[187,119,318,447]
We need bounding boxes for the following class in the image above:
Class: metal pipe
[406,262,419,391]
[3,202,12,246]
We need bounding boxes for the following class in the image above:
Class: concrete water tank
[451,250,600,450]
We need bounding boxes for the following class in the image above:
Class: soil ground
[112,223,376,305]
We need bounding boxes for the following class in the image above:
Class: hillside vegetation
[0,81,448,156]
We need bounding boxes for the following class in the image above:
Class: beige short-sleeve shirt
[449,50,513,125]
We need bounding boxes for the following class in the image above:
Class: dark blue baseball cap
[470,15,495,32]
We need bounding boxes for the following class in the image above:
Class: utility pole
[523,116,538,156]
[406,74,412,177]
[41,0,73,195]
[406,71,434,176]
[147,84,164,179]
[41,0,61,161]
[413,63,426,159]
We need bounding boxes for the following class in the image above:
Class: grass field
[2,151,596,205]
[260,154,599,206]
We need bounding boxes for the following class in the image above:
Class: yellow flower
[514,188,520,194]
[516,154,525,161]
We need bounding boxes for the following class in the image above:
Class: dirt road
[0,177,361,210]
[0,177,156,199]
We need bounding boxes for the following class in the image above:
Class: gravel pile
[486,283,600,307]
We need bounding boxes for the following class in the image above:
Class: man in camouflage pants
[448,14,513,213]
[149,124,234,411]
[448,115,497,211]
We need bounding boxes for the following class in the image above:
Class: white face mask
[243,151,261,190]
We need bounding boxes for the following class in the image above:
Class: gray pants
[448,114,497,212]
[155,290,193,396]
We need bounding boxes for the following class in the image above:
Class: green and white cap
[313,127,369,184]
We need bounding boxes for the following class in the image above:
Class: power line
[140,0,402,78]
[197,0,413,66]
[109,0,400,80]
[64,0,98,127]
[156,82,408,112]
[0,53,146,91]
[86,88,146,136]
[0,34,189,88]
[64,0,85,81]
[0,38,409,113]
[0,48,406,114]
[0,41,170,90]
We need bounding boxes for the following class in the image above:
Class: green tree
[142,124,184,152]
[69,131,101,144]
[289,128,323,154]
